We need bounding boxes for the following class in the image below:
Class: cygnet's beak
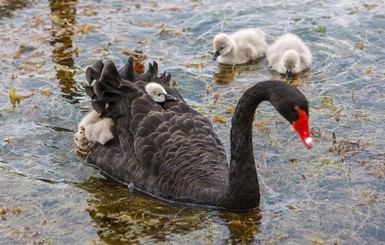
[213,51,220,61]
[164,94,177,101]
[285,70,293,80]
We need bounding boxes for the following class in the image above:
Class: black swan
[80,58,313,211]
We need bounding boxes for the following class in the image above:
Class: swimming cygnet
[213,28,268,65]
[266,33,312,79]
[74,110,114,150]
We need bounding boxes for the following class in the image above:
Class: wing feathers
[85,57,229,204]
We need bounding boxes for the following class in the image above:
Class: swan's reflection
[0,0,26,19]
[49,0,82,103]
[268,68,312,87]
[213,59,264,85]
[76,176,262,244]
[220,210,262,244]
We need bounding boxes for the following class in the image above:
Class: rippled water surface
[1,0,385,244]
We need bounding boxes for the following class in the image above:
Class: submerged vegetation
[8,87,33,109]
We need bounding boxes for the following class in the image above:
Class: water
[0,0,384,244]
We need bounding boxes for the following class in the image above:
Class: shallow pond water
[0,0,384,244]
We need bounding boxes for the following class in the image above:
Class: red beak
[292,110,313,149]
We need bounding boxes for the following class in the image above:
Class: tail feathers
[85,85,96,99]
[93,96,124,118]
[85,60,104,85]
[140,61,159,83]
[119,57,139,82]
[147,60,159,78]
[84,57,181,115]
[91,101,106,116]
[99,60,121,88]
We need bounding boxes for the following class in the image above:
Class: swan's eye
[294,105,301,111]
[158,93,162,96]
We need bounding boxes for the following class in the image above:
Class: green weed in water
[356,40,365,50]
[314,25,327,35]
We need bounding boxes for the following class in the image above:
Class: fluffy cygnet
[145,82,176,103]
[213,28,268,64]
[266,33,312,79]
[74,110,114,150]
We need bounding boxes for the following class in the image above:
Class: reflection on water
[213,58,310,89]
[49,0,82,103]
[1,0,385,244]
[268,68,312,88]
[0,0,26,19]
[224,211,262,244]
[77,177,262,244]
[213,59,264,85]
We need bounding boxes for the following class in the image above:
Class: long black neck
[226,81,276,210]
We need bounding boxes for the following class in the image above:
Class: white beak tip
[304,137,314,149]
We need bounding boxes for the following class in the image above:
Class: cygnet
[213,28,267,64]
[145,82,176,103]
[74,110,114,150]
[266,33,312,79]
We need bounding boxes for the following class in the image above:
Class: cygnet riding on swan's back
[74,81,176,149]
[266,33,312,79]
[213,28,267,64]
[144,82,177,103]
[77,57,313,211]
[74,110,114,150]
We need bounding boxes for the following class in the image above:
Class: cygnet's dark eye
[158,93,162,96]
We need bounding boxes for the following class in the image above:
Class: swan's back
[85,58,229,205]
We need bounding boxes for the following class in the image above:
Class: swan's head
[145,82,177,103]
[281,50,300,80]
[213,33,233,61]
[271,84,313,149]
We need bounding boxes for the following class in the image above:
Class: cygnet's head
[281,50,300,79]
[213,33,234,61]
[145,82,177,103]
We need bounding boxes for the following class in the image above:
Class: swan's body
[213,28,267,64]
[80,58,313,211]
[266,33,312,78]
